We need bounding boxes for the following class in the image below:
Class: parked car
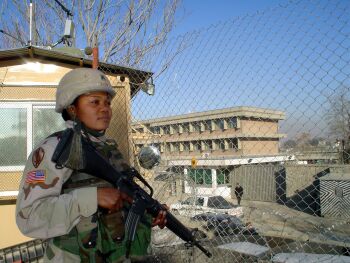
[169,195,243,217]
[191,212,258,237]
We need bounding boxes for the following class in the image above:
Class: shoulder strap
[46,130,65,139]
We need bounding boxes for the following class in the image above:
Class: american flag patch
[25,170,46,185]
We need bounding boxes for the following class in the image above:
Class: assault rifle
[52,127,212,259]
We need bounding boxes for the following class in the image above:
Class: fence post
[92,34,99,69]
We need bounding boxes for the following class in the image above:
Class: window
[163,126,170,134]
[227,138,238,150]
[170,125,178,134]
[172,142,179,152]
[204,120,211,131]
[227,117,237,128]
[217,169,230,185]
[188,168,212,185]
[166,143,171,152]
[217,119,225,130]
[0,108,27,167]
[0,102,65,170]
[150,126,160,134]
[183,142,190,151]
[193,141,201,151]
[33,107,66,147]
[216,139,225,150]
[183,123,189,133]
[202,140,212,151]
[192,122,200,132]
[135,127,144,133]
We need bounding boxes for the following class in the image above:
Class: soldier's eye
[90,99,99,105]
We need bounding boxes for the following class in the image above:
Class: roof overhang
[0,46,153,97]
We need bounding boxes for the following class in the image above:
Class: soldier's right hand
[97,187,132,212]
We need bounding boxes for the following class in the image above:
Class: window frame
[0,101,59,171]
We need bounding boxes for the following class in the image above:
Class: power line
[53,0,73,17]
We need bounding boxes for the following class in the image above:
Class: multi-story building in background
[132,106,286,160]
[132,106,289,198]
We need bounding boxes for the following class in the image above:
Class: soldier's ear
[67,105,76,119]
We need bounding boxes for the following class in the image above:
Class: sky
[178,0,286,33]
[131,0,350,140]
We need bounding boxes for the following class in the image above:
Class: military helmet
[55,68,116,113]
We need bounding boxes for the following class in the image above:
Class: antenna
[51,0,75,47]
[29,0,33,45]
[53,0,73,17]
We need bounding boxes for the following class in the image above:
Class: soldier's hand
[152,204,169,229]
[97,187,132,212]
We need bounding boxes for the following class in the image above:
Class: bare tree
[0,0,186,71]
[326,86,350,142]
[326,86,350,163]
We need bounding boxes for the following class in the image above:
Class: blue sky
[178,0,285,33]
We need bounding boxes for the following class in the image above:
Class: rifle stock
[52,129,212,258]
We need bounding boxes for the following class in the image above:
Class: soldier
[235,183,244,206]
[16,68,166,262]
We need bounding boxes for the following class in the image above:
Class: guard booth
[0,46,152,249]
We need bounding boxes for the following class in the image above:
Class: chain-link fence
[0,0,350,262]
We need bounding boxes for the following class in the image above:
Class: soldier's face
[74,91,112,131]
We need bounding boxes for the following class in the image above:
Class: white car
[170,195,243,217]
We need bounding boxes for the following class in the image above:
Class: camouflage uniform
[16,121,152,262]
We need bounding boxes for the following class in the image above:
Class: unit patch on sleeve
[32,147,45,168]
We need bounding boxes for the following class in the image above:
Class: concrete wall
[284,165,350,198]
[241,140,279,155]
[240,118,279,134]
[284,164,330,197]
[230,164,284,202]
[229,164,350,216]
